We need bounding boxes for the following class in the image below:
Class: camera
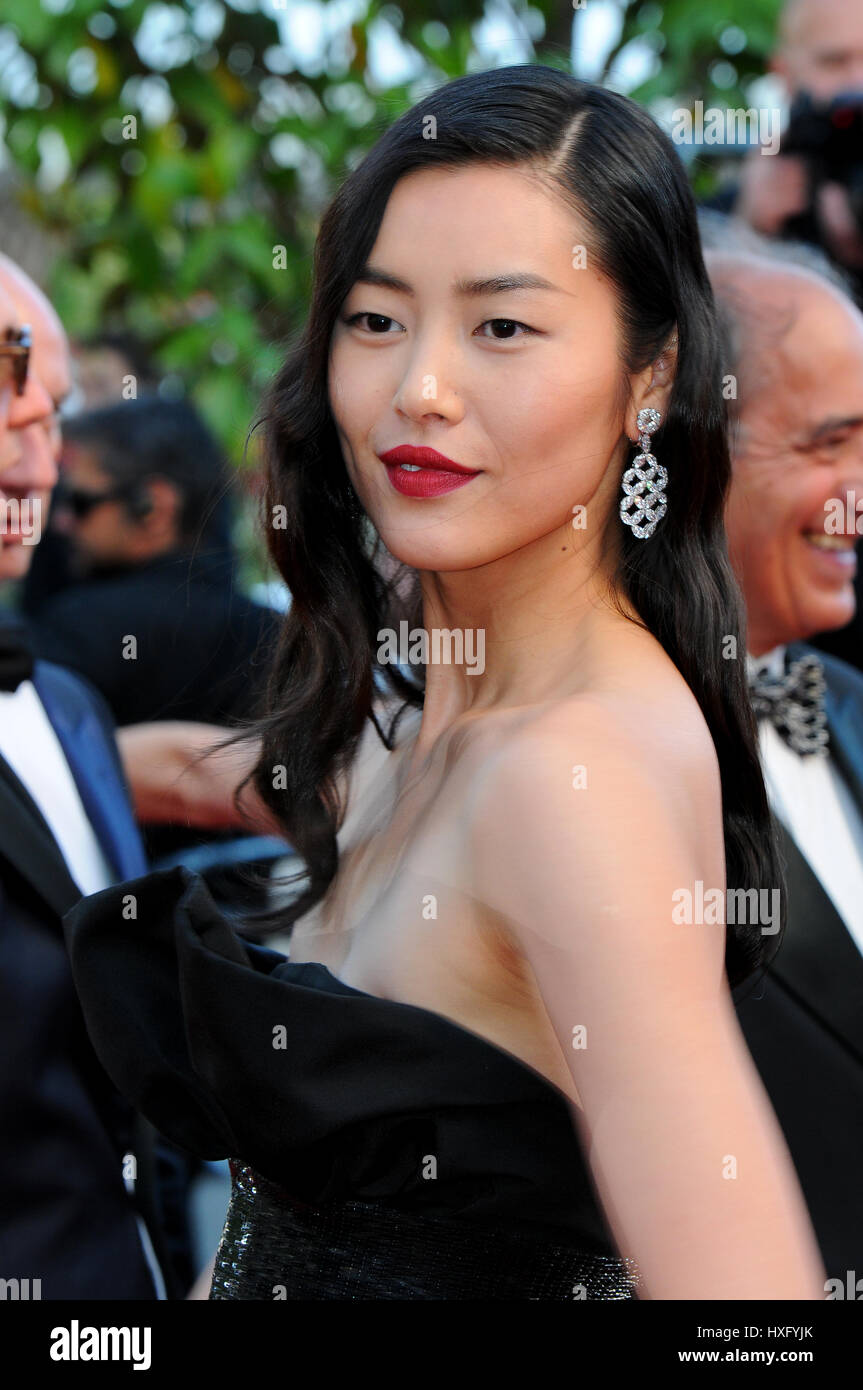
[780,88,863,245]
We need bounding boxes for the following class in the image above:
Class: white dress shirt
[747,644,863,951]
[0,679,115,896]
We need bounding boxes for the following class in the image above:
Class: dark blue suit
[0,659,158,1299]
[734,642,863,1282]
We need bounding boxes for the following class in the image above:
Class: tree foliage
[0,0,782,461]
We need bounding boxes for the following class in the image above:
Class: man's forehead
[780,291,863,384]
[781,0,863,48]
[749,351,863,452]
[723,264,860,365]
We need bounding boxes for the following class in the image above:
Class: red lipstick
[378,445,481,498]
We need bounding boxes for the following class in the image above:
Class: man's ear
[140,475,182,534]
[627,331,678,441]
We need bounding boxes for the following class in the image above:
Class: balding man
[705,240,863,1284]
[0,254,188,1299]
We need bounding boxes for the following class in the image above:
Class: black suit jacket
[26,547,279,728]
[0,660,161,1299]
[734,640,863,1282]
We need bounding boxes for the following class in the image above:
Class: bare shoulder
[465,679,726,984]
[470,679,721,840]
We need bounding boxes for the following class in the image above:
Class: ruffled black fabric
[63,865,621,1255]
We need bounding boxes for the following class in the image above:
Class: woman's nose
[393,359,463,423]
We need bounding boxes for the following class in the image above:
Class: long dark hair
[236,64,784,989]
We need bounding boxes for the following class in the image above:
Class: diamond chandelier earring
[619,407,666,540]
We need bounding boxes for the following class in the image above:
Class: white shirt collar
[746,643,787,681]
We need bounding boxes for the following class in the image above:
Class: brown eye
[343,312,401,334]
[474,319,538,340]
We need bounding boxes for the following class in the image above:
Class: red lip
[378,446,479,475]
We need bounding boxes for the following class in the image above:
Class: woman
[64,66,825,1300]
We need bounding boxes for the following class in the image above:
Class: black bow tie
[747,649,829,757]
[0,614,35,693]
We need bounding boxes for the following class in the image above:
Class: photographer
[734,0,863,305]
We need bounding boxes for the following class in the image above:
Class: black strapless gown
[62,866,640,1300]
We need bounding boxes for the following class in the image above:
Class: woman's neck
[404,523,640,747]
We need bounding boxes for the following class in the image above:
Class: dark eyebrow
[805,415,863,444]
[353,265,563,297]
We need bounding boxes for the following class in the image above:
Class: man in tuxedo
[0,254,177,1298]
[706,247,863,1285]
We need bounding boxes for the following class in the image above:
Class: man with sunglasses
[0,253,185,1299]
[56,476,143,521]
[22,396,281,901]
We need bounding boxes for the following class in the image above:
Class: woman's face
[328,163,632,573]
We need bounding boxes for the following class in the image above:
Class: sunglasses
[0,324,32,396]
[54,482,134,519]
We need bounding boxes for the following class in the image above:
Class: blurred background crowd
[1,0,863,1302]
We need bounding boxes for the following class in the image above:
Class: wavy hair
[234,64,784,990]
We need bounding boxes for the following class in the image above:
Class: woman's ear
[627,331,678,440]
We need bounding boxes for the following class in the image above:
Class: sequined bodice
[212,1161,639,1300]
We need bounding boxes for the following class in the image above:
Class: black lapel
[0,753,82,918]
[769,816,863,1070]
